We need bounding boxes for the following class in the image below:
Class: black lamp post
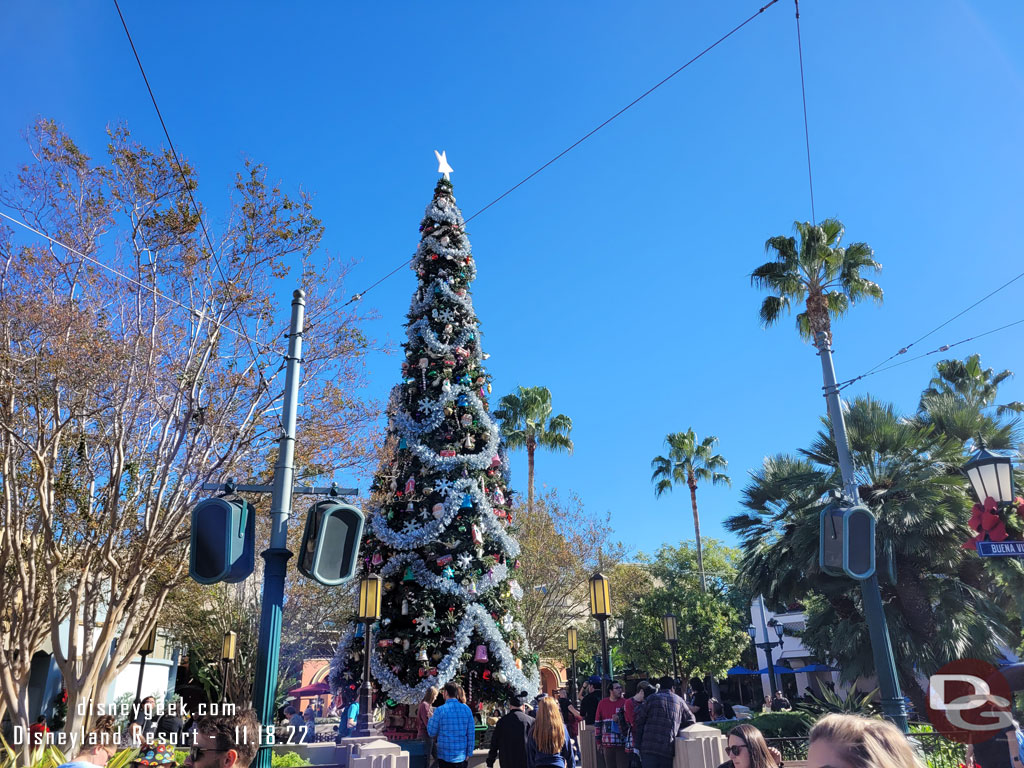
[589,572,611,697]
[133,627,157,707]
[662,614,681,683]
[963,441,1015,506]
[221,631,237,705]
[567,627,579,704]
[748,617,785,697]
[355,575,382,737]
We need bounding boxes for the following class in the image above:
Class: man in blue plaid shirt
[427,682,476,768]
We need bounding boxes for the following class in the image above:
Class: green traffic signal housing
[298,500,365,586]
[190,497,256,584]
[820,503,876,580]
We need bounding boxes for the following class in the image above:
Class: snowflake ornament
[416,616,437,634]
[457,553,474,570]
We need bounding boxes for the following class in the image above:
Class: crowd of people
[470,676,1022,768]
[35,678,1021,768]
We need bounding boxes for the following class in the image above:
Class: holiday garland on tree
[330,173,538,706]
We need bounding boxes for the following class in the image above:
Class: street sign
[977,540,1024,558]
[298,500,365,585]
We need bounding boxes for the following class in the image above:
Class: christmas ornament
[432,503,446,519]
[403,566,415,582]
[474,645,489,662]
[402,600,409,615]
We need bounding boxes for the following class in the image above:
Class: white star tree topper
[434,150,454,181]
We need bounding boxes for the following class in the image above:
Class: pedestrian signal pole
[198,290,358,768]
[816,331,907,732]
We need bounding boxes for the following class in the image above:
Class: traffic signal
[190,497,255,584]
[819,503,876,580]
[298,500,365,586]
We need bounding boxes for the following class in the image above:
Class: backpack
[616,704,630,738]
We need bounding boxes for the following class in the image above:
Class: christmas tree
[330,166,538,707]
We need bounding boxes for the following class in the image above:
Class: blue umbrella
[758,665,796,675]
[726,666,760,676]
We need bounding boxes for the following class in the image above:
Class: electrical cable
[793,0,816,226]
[0,210,263,346]
[113,0,285,430]
[834,316,1024,392]
[341,0,782,307]
[849,264,1024,384]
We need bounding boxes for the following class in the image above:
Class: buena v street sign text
[976,540,1024,558]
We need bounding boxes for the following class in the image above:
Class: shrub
[706,711,812,737]
[271,751,311,768]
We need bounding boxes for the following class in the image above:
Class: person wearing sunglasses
[184,708,260,768]
[716,724,780,768]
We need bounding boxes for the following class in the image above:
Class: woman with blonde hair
[808,713,925,768]
[527,696,575,768]
[417,685,439,768]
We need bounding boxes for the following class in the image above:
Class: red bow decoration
[964,497,1011,549]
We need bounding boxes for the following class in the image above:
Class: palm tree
[916,354,1024,447]
[493,386,573,514]
[751,218,882,350]
[726,396,1015,718]
[650,430,730,592]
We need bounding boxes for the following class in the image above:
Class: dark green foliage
[795,686,879,717]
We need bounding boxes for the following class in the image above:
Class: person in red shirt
[28,716,49,746]
[623,682,656,757]
[594,681,630,768]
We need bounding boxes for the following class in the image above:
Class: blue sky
[2,1,1023,558]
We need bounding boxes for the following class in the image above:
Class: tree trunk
[527,441,536,515]
[688,475,707,593]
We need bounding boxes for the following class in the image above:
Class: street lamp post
[662,614,681,683]
[589,572,611,698]
[567,627,579,704]
[355,575,382,737]
[963,441,1015,506]
[133,627,157,707]
[749,597,785,697]
[221,631,237,705]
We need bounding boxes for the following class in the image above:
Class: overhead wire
[0,210,264,346]
[847,264,1024,384]
[113,0,286,430]
[341,0,783,307]
[835,317,1024,391]
[793,0,816,226]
